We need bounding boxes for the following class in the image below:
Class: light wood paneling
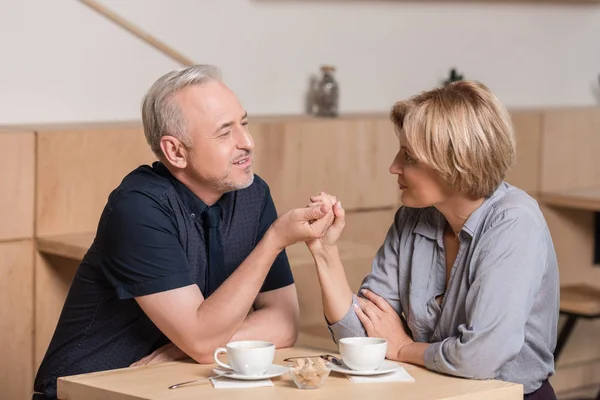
[541,107,600,193]
[506,110,543,194]
[36,127,156,236]
[251,116,399,213]
[0,132,35,241]
[342,209,398,249]
[0,240,34,399]
[34,253,79,369]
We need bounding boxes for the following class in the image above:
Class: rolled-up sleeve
[424,208,547,379]
[328,208,404,342]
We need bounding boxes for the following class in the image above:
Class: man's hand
[354,289,413,361]
[305,192,345,253]
[130,342,188,367]
[269,202,334,250]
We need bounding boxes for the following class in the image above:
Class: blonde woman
[308,81,559,399]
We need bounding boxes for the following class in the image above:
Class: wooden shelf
[542,188,600,212]
[37,232,94,261]
[560,284,600,317]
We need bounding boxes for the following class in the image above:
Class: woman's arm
[307,194,406,343]
[312,245,355,324]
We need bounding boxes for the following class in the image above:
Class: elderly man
[33,65,333,399]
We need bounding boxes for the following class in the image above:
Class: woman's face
[389,130,452,208]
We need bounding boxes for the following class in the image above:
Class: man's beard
[213,165,254,193]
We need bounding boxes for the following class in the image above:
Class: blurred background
[0,0,599,399]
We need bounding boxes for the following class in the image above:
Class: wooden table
[57,345,522,400]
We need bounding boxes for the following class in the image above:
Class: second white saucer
[212,364,288,380]
[327,360,399,376]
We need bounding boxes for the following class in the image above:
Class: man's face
[174,81,254,194]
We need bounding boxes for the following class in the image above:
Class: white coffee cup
[213,340,275,376]
[339,337,387,371]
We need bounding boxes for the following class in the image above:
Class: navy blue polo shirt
[33,162,293,399]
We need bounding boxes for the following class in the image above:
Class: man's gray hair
[142,64,221,156]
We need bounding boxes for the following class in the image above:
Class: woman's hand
[305,192,345,253]
[354,289,413,361]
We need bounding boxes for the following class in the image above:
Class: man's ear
[160,136,188,169]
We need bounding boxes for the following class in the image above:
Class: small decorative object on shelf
[444,68,464,86]
[314,65,339,117]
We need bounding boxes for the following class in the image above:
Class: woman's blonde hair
[390,81,516,198]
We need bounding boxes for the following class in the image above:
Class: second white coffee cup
[213,340,275,376]
[339,337,387,371]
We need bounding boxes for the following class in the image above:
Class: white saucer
[327,360,399,376]
[212,364,288,380]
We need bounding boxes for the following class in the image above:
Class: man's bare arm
[231,284,300,347]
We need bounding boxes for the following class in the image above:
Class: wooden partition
[0,241,34,400]
[36,123,156,237]
[541,107,600,193]
[0,131,35,241]
[0,130,35,400]
[506,110,544,195]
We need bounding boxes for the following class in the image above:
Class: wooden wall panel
[541,107,600,193]
[506,110,543,194]
[34,253,79,369]
[36,126,156,236]
[0,240,34,399]
[0,132,35,241]
[251,116,399,213]
[342,209,398,249]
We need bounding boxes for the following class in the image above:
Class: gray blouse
[329,182,559,394]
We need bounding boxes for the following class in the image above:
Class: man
[33,65,333,399]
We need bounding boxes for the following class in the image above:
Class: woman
[307,81,559,399]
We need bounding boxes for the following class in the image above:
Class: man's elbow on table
[278,320,299,348]
[187,347,218,365]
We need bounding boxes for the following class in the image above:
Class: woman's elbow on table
[428,337,521,380]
